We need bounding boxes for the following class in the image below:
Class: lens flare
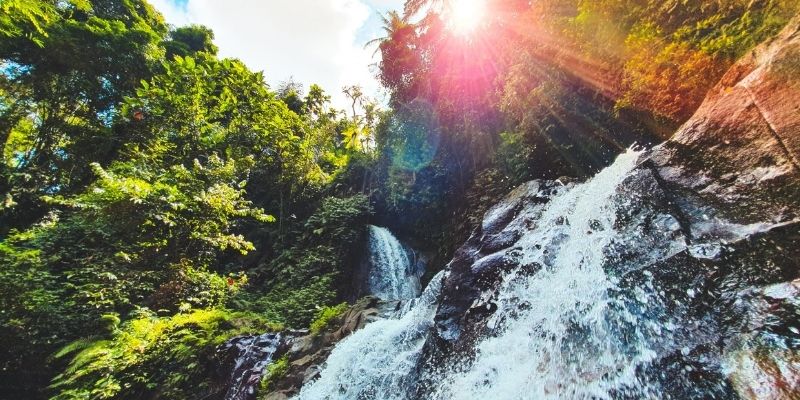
[448,0,486,35]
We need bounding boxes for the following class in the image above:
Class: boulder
[433,180,564,349]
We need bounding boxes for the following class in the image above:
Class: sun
[447,0,486,35]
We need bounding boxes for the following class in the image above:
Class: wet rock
[433,180,562,348]
[256,296,386,399]
[215,333,282,400]
[724,279,800,400]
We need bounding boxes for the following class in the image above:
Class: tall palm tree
[365,10,412,55]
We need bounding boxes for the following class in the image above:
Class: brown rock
[649,15,800,227]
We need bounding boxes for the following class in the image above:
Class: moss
[309,302,349,335]
[257,355,290,397]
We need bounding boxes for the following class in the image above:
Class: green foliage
[304,196,373,240]
[51,309,280,399]
[495,132,535,184]
[120,54,339,230]
[236,275,339,328]
[277,80,307,115]
[149,262,246,312]
[50,155,272,260]
[373,10,420,103]
[164,24,218,58]
[239,195,372,327]
[309,302,349,335]
[0,146,274,396]
[617,23,726,121]
[257,355,290,396]
[0,0,55,46]
[566,0,800,121]
[0,3,380,396]
[0,224,80,391]
[0,0,170,231]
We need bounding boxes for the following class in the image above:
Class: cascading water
[293,147,799,399]
[295,149,653,399]
[219,333,282,400]
[363,225,421,300]
[294,270,445,400]
[292,227,430,399]
[427,149,659,399]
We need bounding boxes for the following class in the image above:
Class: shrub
[257,355,290,396]
[238,195,372,328]
[309,303,349,335]
[50,309,281,399]
[618,24,726,121]
[149,261,246,312]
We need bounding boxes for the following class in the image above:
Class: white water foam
[428,148,660,399]
[294,271,445,400]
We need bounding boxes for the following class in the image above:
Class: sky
[149,0,404,109]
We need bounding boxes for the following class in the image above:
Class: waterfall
[427,148,656,399]
[292,147,798,399]
[294,270,445,400]
[220,333,282,400]
[364,225,421,300]
[296,149,652,399]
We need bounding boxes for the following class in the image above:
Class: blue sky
[150,0,404,109]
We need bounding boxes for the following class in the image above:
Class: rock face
[649,14,800,229]
[216,333,283,400]
[724,278,800,399]
[433,180,564,349]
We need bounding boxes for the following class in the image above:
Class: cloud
[149,0,396,109]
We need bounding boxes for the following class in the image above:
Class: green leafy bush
[257,355,290,396]
[238,274,339,328]
[618,24,726,121]
[309,303,349,335]
[239,195,372,327]
[51,309,281,399]
[149,261,246,312]
[0,1,379,398]
[567,0,800,122]
[495,132,536,184]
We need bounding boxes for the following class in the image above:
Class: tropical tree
[0,0,169,232]
[164,24,219,58]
